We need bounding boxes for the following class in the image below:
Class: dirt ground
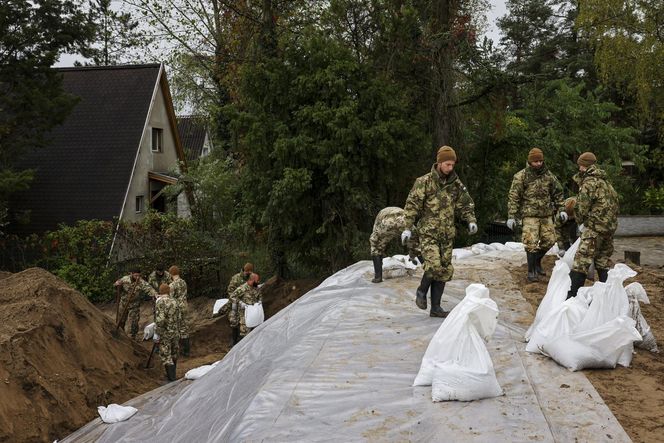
[510,255,664,443]
[0,269,319,443]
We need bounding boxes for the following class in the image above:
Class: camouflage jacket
[169,276,188,305]
[507,164,564,219]
[226,272,245,298]
[403,165,476,240]
[230,282,261,310]
[148,271,172,291]
[372,207,410,237]
[155,294,179,339]
[575,165,619,235]
[117,275,156,300]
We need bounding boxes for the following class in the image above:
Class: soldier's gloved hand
[506,219,516,231]
[468,223,478,235]
[559,212,568,223]
[401,229,411,245]
[578,223,585,233]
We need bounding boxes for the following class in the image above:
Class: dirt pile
[0,268,162,443]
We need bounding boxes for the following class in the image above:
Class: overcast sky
[56,0,507,67]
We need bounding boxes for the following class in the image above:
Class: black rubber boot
[566,270,587,299]
[429,280,448,318]
[231,327,239,346]
[418,255,425,265]
[597,268,608,283]
[181,337,190,357]
[416,274,433,310]
[526,252,538,282]
[371,255,383,283]
[535,251,546,276]
[165,364,176,381]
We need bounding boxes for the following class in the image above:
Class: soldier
[169,265,191,357]
[114,268,157,340]
[567,152,619,298]
[401,146,478,317]
[148,265,172,292]
[229,272,262,344]
[227,262,253,298]
[554,197,578,256]
[155,283,180,381]
[506,148,566,282]
[369,207,421,283]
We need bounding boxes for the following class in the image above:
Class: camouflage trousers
[118,294,141,338]
[555,219,578,251]
[572,229,614,274]
[177,301,189,339]
[522,216,556,253]
[420,235,454,282]
[158,335,179,366]
[369,229,421,257]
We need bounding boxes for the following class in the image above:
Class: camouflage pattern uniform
[572,165,619,273]
[369,207,420,257]
[229,282,262,337]
[155,293,180,366]
[226,272,245,298]
[148,270,172,292]
[403,165,476,281]
[170,276,189,339]
[507,164,564,253]
[555,197,578,251]
[117,275,156,339]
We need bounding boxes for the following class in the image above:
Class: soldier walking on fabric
[155,283,180,382]
[567,152,619,298]
[169,266,191,357]
[148,266,172,292]
[506,148,566,282]
[401,146,478,317]
[114,269,157,340]
[369,207,420,283]
[229,272,262,344]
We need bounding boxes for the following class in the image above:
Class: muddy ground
[510,255,664,443]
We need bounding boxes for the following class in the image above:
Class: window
[135,195,144,213]
[151,128,163,152]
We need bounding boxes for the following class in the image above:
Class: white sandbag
[185,365,215,380]
[431,361,503,402]
[143,323,156,340]
[213,299,229,315]
[452,248,474,260]
[542,316,642,371]
[525,296,589,354]
[576,264,636,333]
[489,242,509,251]
[625,282,659,352]
[381,255,416,279]
[97,404,138,423]
[560,237,581,269]
[504,242,525,251]
[525,259,571,342]
[413,283,498,386]
[245,302,264,328]
[546,244,560,256]
[470,243,495,255]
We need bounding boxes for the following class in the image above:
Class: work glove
[559,212,568,223]
[401,229,411,245]
[578,223,585,234]
[468,223,478,235]
[506,219,516,231]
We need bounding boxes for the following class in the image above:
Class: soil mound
[0,268,161,442]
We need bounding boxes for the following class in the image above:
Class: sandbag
[525,259,571,342]
[452,248,474,260]
[525,296,589,354]
[470,243,495,255]
[97,404,138,423]
[382,255,417,279]
[245,302,265,328]
[489,242,509,251]
[213,299,229,315]
[504,242,525,251]
[625,282,659,352]
[185,361,221,380]
[542,316,641,371]
[413,284,502,401]
[143,322,156,341]
[560,237,580,269]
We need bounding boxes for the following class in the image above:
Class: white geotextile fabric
[64,254,631,443]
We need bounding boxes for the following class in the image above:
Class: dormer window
[151,127,163,152]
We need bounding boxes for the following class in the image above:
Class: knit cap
[528,148,544,163]
[436,146,457,163]
[577,152,597,167]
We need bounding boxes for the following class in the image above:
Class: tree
[0,0,94,233]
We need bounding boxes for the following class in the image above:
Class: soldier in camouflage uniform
[155,283,180,381]
[148,266,172,292]
[506,148,566,282]
[567,152,619,298]
[217,263,254,320]
[114,269,157,340]
[369,207,421,283]
[169,265,191,357]
[401,146,478,317]
[229,272,262,344]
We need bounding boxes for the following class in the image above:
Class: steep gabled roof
[177,115,208,162]
[11,64,162,234]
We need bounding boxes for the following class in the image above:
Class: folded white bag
[245,302,264,328]
[97,404,138,423]
[213,298,229,315]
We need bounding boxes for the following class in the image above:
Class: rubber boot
[429,281,447,318]
[535,251,546,276]
[165,364,176,382]
[231,327,239,346]
[566,270,587,299]
[418,255,425,265]
[597,268,608,283]
[181,337,190,357]
[371,255,383,283]
[416,274,433,310]
[526,252,538,282]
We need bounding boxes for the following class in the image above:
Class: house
[10,63,190,235]
[177,115,214,162]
